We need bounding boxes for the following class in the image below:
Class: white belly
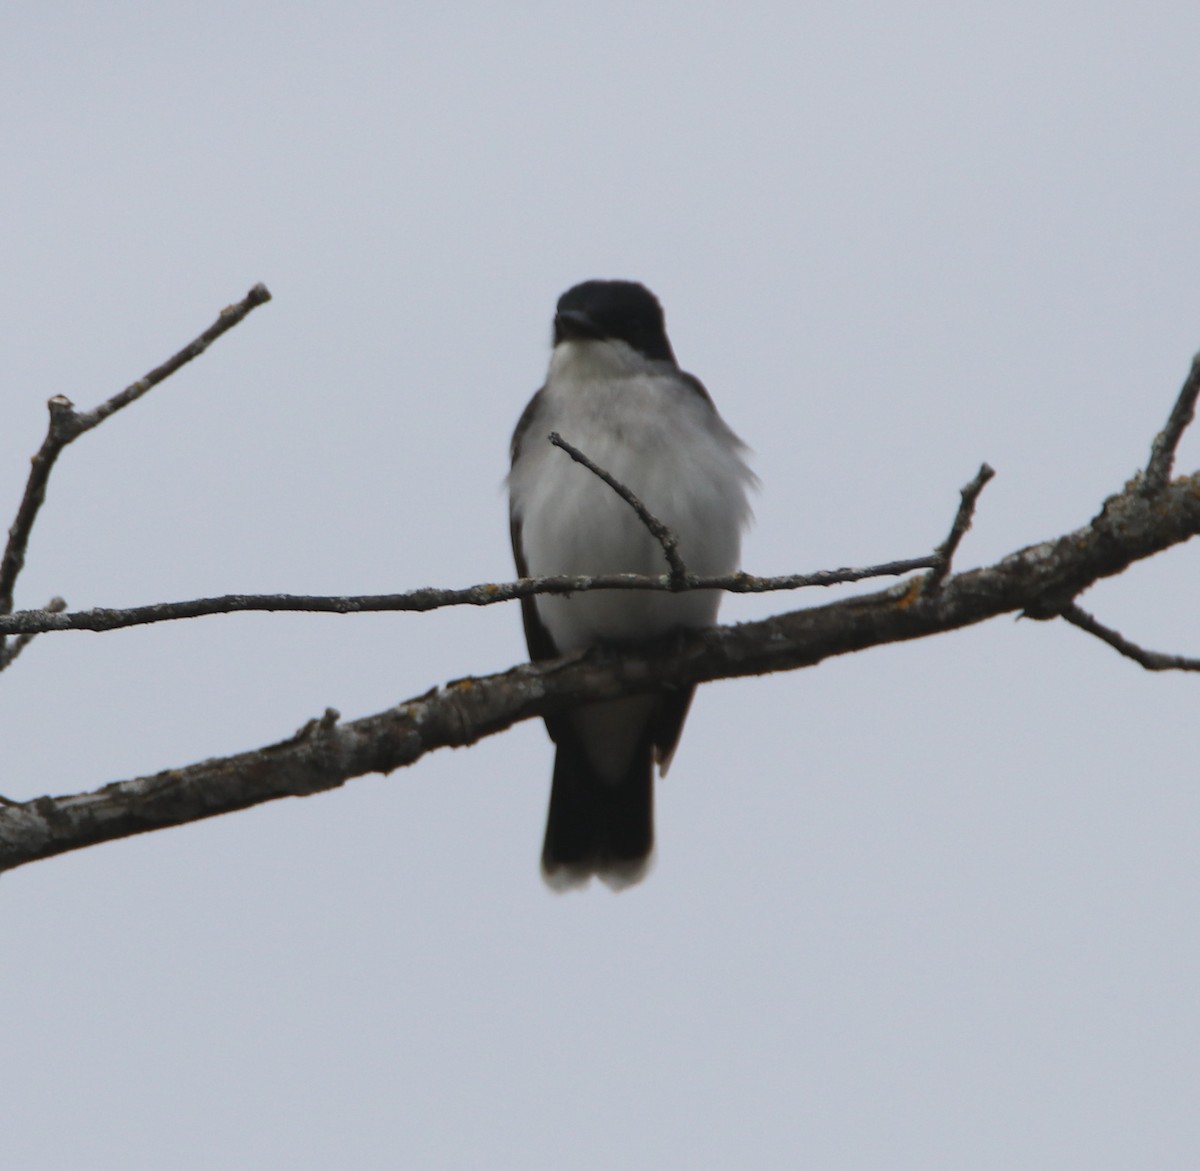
[510,352,753,653]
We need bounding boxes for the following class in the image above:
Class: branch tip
[1059,603,1200,672]
[926,462,996,591]
[1143,351,1200,493]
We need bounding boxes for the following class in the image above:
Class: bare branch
[0,597,66,673]
[0,398,83,623]
[926,463,995,591]
[4,463,1200,873]
[1143,351,1200,493]
[549,431,689,585]
[1058,602,1200,672]
[0,556,936,638]
[74,282,274,432]
[0,284,272,664]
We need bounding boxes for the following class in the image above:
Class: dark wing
[510,514,560,664]
[650,685,696,772]
[510,387,559,664]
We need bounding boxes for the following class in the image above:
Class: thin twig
[1059,602,1200,672]
[548,431,689,586]
[0,556,937,638]
[0,284,273,669]
[925,463,995,591]
[0,596,66,673]
[0,398,81,626]
[76,282,273,432]
[1143,351,1200,494]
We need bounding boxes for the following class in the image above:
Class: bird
[508,279,754,889]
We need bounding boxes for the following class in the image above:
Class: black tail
[541,724,653,891]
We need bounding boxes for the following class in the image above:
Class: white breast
[509,339,754,653]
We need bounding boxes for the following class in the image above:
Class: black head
[553,280,676,364]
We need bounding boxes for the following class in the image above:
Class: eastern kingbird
[508,280,754,889]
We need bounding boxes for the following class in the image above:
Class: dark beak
[553,308,603,345]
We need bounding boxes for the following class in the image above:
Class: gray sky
[4,4,1199,1167]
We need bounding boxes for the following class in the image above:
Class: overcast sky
[4,4,1200,1168]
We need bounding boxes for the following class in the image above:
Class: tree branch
[4,463,1200,873]
[0,283,272,668]
[1058,602,1200,672]
[925,463,995,591]
[0,557,937,638]
[1143,350,1200,493]
[4,294,1200,875]
[0,597,66,671]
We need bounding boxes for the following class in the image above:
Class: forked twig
[0,597,66,671]
[0,283,272,667]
